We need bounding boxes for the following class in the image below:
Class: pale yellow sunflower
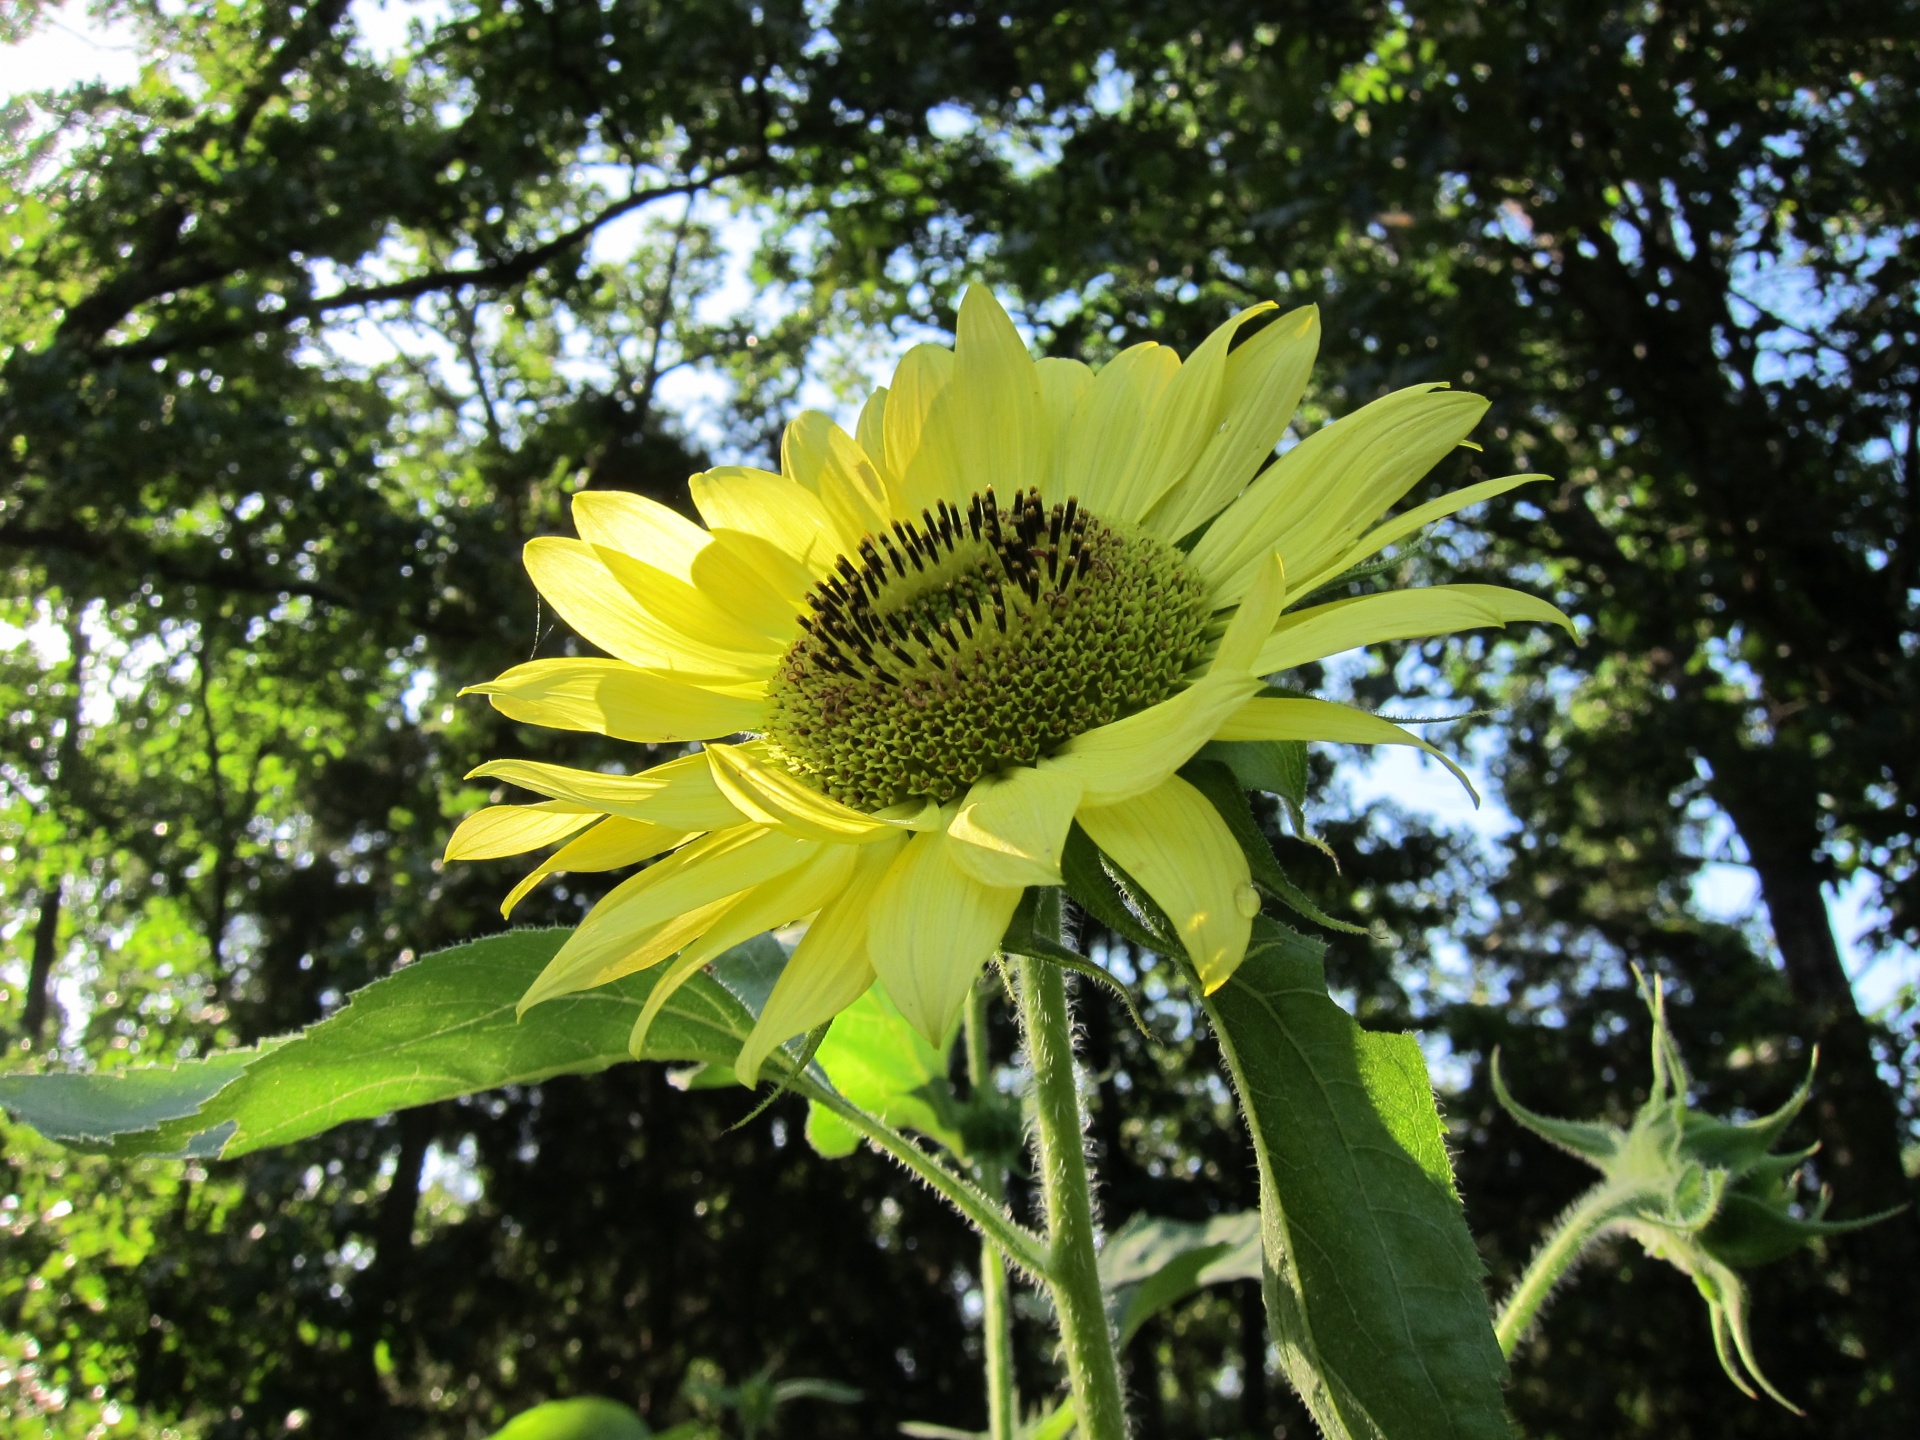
[448,287,1568,1078]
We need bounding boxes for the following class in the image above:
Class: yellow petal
[1255,585,1571,676]
[884,343,956,488]
[1034,357,1094,506]
[1061,342,1180,516]
[464,659,766,743]
[1191,385,1489,604]
[857,386,891,483]
[626,842,860,1059]
[1078,775,1256,991]
[867,825,1023,1046]
[570,490,708,583]
[525,893,742,1014]
[519,826,818,1011]
[1047,675,1261,807]
[1099,304,1270,522]
[700,527,819,620]
[705,742,908,843]
[444,801,598,862]
[592,544,790,657]
[782,410,893,540]
[500,816,690,918]
[1213,696,1478,802]
[690,466,847,579]
[733,836,905,1084]
[948,765,1084,888]
[468,753,745,831]
[1213,552,1288,676]
[525,537,779,679]
[1145,305,1320,541]
[1290,473,1550,597]
[938,286,1046,502]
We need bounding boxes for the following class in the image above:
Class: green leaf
[805,983,965,1157]
[1204,917,1510,1440]
[488,1396,650,1440]
[1,929,768,1159]
[1196,738,1308,807]
[0,1044,275,1153]
[1099,1212,1261,1345]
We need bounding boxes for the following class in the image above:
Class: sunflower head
[764,488,1211,811]
[450,286,1571,1065]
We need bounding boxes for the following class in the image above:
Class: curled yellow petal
[1255,585,1571,676]
[1290,472,1551,596]
[444,801,598,862]
[1047,675,1260,807]
[782,410,893,540]
[1146,304,1319,542]
[500,816,690,918]
[1061,342,1180,517]
[523,537,775,680]
[733,835,905,1085]
[1099,302,1268,523]
[468,753,744,831]
[626,843,859,1059]
[570,490,709,583]
[1034,356,1094,506]
[945,285,1047,501]
[1213,551,1288,676]
[690,467,848,579]
[884,343,956,491]
[519,826,818,1013]
[856,386,891,484]
[1078,775,1256,991]
[592,544,790,658]
[1214,695,1478,803]
[1191,385,1489,604]
[867,825,1023,1046]
[704,742,907,843]
[464,659,766,743]
[948,765,1085,888]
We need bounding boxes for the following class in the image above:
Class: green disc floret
[763,488,1212,811]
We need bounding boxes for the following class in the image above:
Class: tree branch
[89,158,765,366]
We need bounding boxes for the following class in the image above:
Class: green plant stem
[967,979,1019,1440]
[799,1077,1052,1280]
[1015,957,1130,1440]
[1495,1182,1629,1356]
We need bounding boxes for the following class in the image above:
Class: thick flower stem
[1495,1183,1628,1356]
[966,980,1018,1440]
[1015,957,1130,1440]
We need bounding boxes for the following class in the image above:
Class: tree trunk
[1717,780,1920,1429]
[346,1108,434,1428]
[19,881,62,1045]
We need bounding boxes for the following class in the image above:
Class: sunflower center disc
[763,488,1212,811]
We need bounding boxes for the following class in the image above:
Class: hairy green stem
[799,1077,1052,1280]
[1496,1183,1629,1356]
[1015,958,1130,1440]
[966,980,1019,1440]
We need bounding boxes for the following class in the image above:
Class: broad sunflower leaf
[1204,917,1510,1440]
[0,929,768,1160]
[1100,1211,1261,1346]
[804,983,966,1158]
